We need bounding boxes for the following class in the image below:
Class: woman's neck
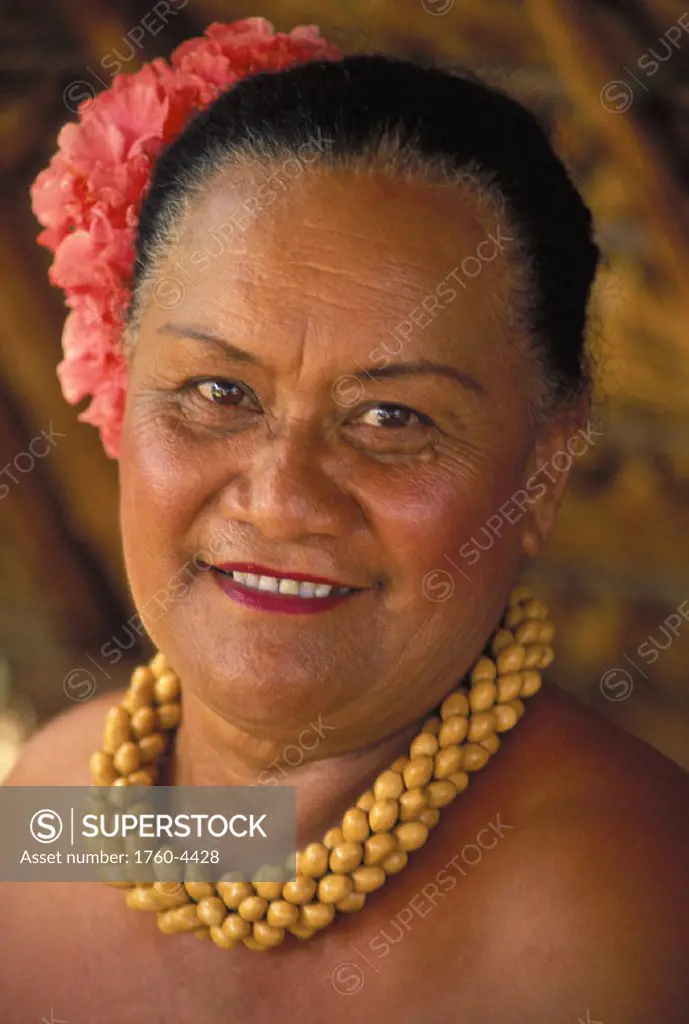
[170,690,421,845]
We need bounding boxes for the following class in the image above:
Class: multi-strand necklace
[89,585,554,951]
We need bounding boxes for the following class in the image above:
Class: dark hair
[131,54,601,407]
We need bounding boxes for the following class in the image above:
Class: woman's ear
[520,393,599,557]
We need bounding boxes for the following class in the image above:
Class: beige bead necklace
[90,585,554,951]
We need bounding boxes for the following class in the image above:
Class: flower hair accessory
[31,19,341,459]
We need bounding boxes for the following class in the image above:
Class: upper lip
[213,562,367,589]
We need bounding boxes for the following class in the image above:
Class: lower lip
[211,571,360,615]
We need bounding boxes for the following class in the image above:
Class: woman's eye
[355,404,430,429]
[194,379,249,406]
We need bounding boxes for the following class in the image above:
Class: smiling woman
[3,17,689,1024]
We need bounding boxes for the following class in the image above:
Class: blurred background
[0,0,688,780]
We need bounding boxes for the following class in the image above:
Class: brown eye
[357,404,430,429]
[195,380,248,406]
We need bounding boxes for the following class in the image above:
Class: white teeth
[229,572,343,598]
[278,578,301,596]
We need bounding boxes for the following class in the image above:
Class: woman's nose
[220,428,361,542]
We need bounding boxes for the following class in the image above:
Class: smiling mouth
[214,568,356,599]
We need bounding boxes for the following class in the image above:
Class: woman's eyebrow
[353,360,485,395]
[157,322,264,366]
[157,322,484,395]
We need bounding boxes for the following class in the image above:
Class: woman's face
[120,164,572,749]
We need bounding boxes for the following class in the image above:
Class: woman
[3,19,688,1024]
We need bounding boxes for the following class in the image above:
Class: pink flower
[30,20,341,458]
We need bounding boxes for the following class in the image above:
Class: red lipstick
[208,562,365,615]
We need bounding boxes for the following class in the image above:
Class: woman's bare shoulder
[458,684,689,1021]
[4,688,128,786]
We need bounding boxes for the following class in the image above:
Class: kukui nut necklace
[89,585,554,951]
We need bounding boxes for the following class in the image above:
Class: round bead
[153,881,188,906]
[336,891,367,912]
[242,936,269,951]
[288,922,316,940]
[394,822,429,852]
[158,703,181,730]
[89,751,117,785]
[298,842,330,877]
[510,698,526,719]
[196,897,227,927]
[381,850,408,875]
[103,707,131,755]
[323,827,345,850]
[462,744,491,771]
[209,925,239,949]
[438,715,468,747]
[356,791,375,813]
[149,651,170,677]
[363,832,398,866]
[368,799,399,833]
[448,771,470,794]
[237,896,268,922]
[390,756,409,773]
[421,716,442,735]
[131,665,155,688]
[520,670,542,697]
[398,788,429,821]
[127,767,158,787]
[514,620,541,645]
[318,873,353,904]
[523,645,544,669]
[154,671,181,703]
[300,902,335,930]
[125,886,161,912]
[496,643,527,674]
[480,733,501,755]
[267,901,299,928]
[184,881,216,900]
[440,692,469,720]
[418,808,440,829]
[467,710,496,743]
[470,657,497,683]
[425,780,457,808]
[491,629,514,655]
[469,681,497,712]
[130,706,158,738]
[282,876,317,905]
[493,704,519,732]
[433,746,464,779]
[341,808,370,843]
[216,880,253,909]
[221,913,251,941]
[402,756,434,790]
[252,921,285,948]
[113,742,141,776]
[128,683,155,713]
[157,905,200,933]
[352,865,386,893]
[409,733,439,758]
[496,672,523,702]
[524,598,547,620]
[254,881,283,901]
[329,842,363,874]
[373,770,404,801]
[137,733,166,764]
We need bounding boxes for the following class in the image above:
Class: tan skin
[2,166,689,1023]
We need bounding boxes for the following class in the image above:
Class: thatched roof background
[1,0,687,776]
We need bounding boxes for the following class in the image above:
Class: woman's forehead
[150,165,518,338]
